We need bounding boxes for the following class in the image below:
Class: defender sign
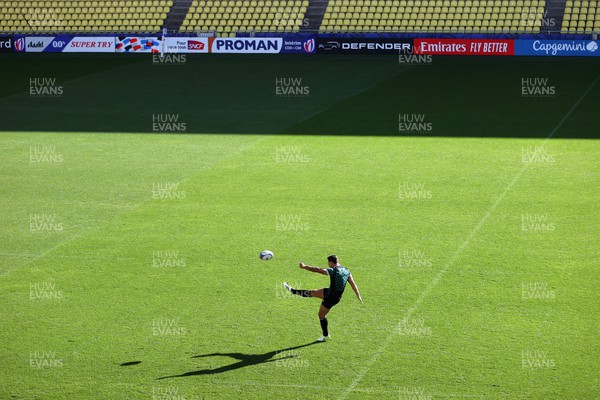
[316,38,412,54]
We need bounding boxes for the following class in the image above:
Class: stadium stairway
[542,0,567,31]
[300,0,330,31]
[163,0,194,32]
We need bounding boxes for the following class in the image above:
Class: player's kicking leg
[284,283,331,342]
[284,283,324,299]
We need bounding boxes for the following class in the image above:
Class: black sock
[319,317,328,336]
[291,288,311,298]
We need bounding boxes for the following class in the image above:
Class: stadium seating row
[562,3,599,32]
[184,13,305,22]
[323,13,542,20]
[324,11,544,18]
[328,5,544,12]
[322,17,541,22]
[180,21,305,32]
[564,8,600,17]
[181,0,308,32]
[0,22,162,32]
[195,0,303,5]
[181,25,302,32]
[329,0,545,5]
[2,7,170,13]
[326,8,545,17]
[320,22,541,30]
[319,0,599,32]
[191,5,305,12]
[0,1,171,6]
[186,10,305,17]
[565,0,598,6]
[0,18,163,24]
[0,0,598,35]
[0,0,171,32]
[321,0,549,31]
[1,13,168,20]
[565,6,600,12]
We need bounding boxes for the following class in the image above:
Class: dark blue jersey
[326,265,351,293]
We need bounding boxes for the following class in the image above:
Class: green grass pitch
[0,54,599,399]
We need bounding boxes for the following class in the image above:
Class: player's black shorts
[322,288,343,309]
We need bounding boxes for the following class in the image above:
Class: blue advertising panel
[29,35,73,52]
[280,36,316,54]
[11,35,115,53]
[515,40,600,56]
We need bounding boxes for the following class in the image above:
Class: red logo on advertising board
[15,37,25,52]
[414,39,514,56]
[304,38,315,53]
[187,40,205,51]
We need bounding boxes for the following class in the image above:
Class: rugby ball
[259,250,274,260]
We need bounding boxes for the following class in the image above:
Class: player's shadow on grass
[157,341,319,379]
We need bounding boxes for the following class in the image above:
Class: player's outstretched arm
[299,262,328,275]
[348,274,363,304]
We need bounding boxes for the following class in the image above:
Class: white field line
[339,74,600,400]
